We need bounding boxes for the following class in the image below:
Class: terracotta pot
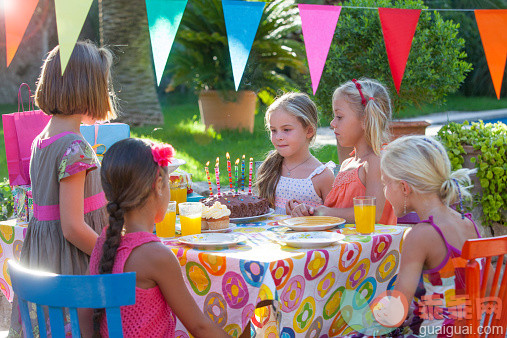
[198,90,257,133]
[389,120,431,140]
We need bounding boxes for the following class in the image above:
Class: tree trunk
[0,0,56,105]
[100,0,163,126]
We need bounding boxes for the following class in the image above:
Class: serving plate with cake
[201,191,272,223]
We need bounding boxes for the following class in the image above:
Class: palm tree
[99,0,163,125]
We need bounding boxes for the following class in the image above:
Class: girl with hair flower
[89,138,228,338]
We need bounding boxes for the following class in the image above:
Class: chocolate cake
[201,191,270,218]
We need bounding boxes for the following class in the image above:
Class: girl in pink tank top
[290,78,396,225]
[376,136,480,336]
[89,138,229,338]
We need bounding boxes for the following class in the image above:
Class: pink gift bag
[3,83,51,185]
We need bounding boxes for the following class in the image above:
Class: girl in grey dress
[9,41,118,337]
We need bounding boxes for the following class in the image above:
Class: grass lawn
[0,93,505,184]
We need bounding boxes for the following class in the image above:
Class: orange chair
[462,235,507,338]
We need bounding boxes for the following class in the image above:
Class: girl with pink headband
[289,78,396,225]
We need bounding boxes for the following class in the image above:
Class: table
[163,215,408,338]
[0,219,27,302]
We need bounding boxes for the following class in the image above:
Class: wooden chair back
[461,235,507,338]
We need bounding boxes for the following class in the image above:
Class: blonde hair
[35,40,117,121]
[256,92,319,206]
[381,135,475,206]
[333,78,391,155]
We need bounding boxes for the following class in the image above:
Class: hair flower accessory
[151,143,175,167]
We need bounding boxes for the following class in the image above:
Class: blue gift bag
[80,123,130,156]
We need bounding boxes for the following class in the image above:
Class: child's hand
[291,203,314,217]
[286,199,301,215]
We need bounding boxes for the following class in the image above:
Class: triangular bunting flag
[4,0,39,67]
[298,4,341,95]
[54,0,94,75]
[475,10,507,99]
[378,8,421,94]
[146,0,188,85]
[222,0,265,90]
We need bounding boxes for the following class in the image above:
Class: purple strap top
[421,213,481,274]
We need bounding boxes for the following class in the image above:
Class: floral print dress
[9,131,108,337]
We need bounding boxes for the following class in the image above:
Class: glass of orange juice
[179,202,202,236]
[169,176,187,214]
[353,196,376,235]
[156,201,177,238]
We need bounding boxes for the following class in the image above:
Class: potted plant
[437,121,507,237]
[309,0,471,148]
[168,0,305,133]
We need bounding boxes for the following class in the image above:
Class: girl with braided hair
[89,138,228,338]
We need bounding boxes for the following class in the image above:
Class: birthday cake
[201,191,270,219]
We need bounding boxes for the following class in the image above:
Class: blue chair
[8,260,136,338]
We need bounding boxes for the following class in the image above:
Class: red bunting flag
[378,8,421,94]
[475,10,507,99]
[4,0,39,67]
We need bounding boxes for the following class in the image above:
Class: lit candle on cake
[215,157,221,196]
[241,154,245,191]
[248,157,253,195]
[235,158,239,194]
[226,152,233,191]
[205,161,213,196]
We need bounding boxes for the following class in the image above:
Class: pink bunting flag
[298,4,341,95]
[475,10,507,99]
[4,0,39,67]
[378,8,421,94]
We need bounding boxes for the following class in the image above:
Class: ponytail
[256,150,283,207]
[364,99,390,155]
[333,78,392,154]
[439,169,474,207]
[381,136,476,207]
[93,201,125,336]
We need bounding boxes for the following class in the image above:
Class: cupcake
[201,218,209,231]
[202,201,231,230]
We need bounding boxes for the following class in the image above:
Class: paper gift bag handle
[18,83,35,112]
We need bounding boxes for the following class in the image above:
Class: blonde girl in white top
[256,92,335,214]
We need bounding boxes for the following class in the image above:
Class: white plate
[178,233,246,248]
[230,208,275,223]
[280,232,345,248]
[202,224,237,233]
[278,216,346,231]
[167,158,186,173]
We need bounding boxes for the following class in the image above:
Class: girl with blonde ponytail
[256,92,335,214]
[291,78,396,225]
[378,135,482,336]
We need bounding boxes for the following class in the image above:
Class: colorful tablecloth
[163,215,408,338]
[0,219,27,302]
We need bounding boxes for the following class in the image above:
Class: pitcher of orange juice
[169,175,187,214]
[353,196,376,234]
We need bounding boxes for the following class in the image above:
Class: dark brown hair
[35,40,117,121]
[93,138,167,335]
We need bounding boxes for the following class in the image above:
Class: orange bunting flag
[4,0,40,67]
[475,10,507,99]
[378,8,421,94]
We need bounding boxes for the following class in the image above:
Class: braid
[92,201,125,336]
